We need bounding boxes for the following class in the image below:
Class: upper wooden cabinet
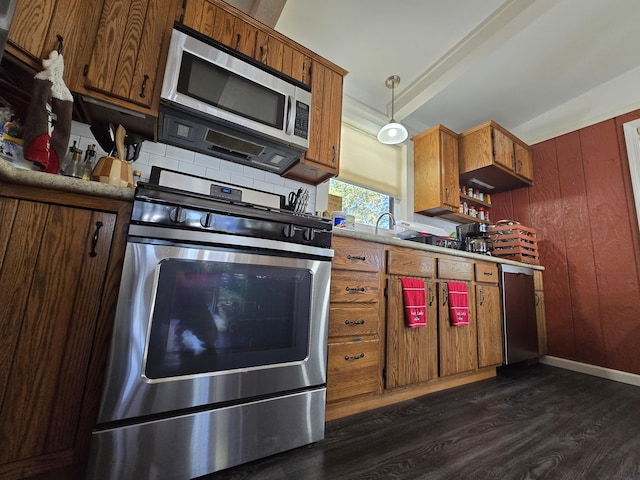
[413,124,460,216]
[182,0,312,86]
[181,0,345,185]
[458,120,534,193]
[82,0,177,111]
[7,0,104,88]
[286,62,343,183]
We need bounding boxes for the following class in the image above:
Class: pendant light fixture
[377,75,408,145]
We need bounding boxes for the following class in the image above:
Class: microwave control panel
[294,101,310,140]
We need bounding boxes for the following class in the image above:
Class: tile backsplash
[70,121,317,212]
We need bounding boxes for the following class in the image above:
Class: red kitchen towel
[447,281,469,326]
[400,277,427,328]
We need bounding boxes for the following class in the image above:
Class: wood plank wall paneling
[555,130,606,366]
[493,109,640,375]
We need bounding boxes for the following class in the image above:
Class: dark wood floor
[200,363,640,480]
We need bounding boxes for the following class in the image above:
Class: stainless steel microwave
[158,26,311,174]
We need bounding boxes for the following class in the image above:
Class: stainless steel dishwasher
[501,264,539,364]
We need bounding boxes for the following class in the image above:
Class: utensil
[90,123,115,154]
[91,124,134,188]
[115,124,126,160]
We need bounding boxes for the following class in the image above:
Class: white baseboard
[539,356,640,387]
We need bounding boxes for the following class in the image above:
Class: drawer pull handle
[347,255,366,261]
[89,221,104,257]
[344,353,365,361]
[345,287,366,292]
[483,271,493,276]
[345,319,365,325]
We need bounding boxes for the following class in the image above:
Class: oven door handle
[127,224,334,259]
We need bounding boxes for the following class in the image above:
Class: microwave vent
[206,130,265,157]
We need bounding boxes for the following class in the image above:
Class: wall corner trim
[540,356,640,387]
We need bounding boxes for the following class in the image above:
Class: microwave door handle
[285,95,295,135]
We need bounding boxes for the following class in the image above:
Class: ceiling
[232,0,640,145]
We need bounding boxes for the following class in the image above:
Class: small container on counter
[331,211,347,228]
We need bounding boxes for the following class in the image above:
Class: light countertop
[332,228,544,270]
[0,158,135,201]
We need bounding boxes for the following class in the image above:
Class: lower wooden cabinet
[327,237,383,406]
[534,270,547,355]
[475,261,503,368]
[327,339,380,402]
[0,186,130,480]
[385,277,437,388]
[326,233,545,421]
[437,259,477,377]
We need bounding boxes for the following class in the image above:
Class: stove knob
[283,224,297,238]
[201,213,215,228]
[169,206,187,223]
[303,228,316,242]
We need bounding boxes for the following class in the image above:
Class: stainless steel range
[86,169,333,479]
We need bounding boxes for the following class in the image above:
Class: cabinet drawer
[386,248,435,278]
[438,258,473,281]
[332,236,382,272]
[475,262,499,283]
[330,270,380,303]
[327,339,380,402]
[329,306,379,337]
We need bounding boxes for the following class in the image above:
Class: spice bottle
[478,207,485,221]
[468,205,477,217]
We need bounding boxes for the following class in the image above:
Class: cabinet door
[8,0,104,88]
[492,126,515,171]
[0,198,115,476]
[476,284,503,367]
[303,62,342,172]
[440,127,461,210]
[385,278,437,388]
[84,0,173,109]
[255,30,285,71]
[438,281,477,377]
[327,339,380,402]
[514,141,534,182]
[413,124,459,215]
[282,44,312,85]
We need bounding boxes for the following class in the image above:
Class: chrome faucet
[375,212,396,235]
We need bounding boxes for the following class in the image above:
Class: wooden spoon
[115,124,126,160]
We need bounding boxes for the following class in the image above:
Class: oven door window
[177,52,285,130]
[144,259,312,379]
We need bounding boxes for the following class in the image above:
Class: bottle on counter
[63,147,83,178]
[80,144,96,180]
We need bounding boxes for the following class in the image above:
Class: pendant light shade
[377,75,408,145]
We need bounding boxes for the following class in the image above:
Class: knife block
[91,156,134,188]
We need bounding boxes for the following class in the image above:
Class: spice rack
[459,185,492,223]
